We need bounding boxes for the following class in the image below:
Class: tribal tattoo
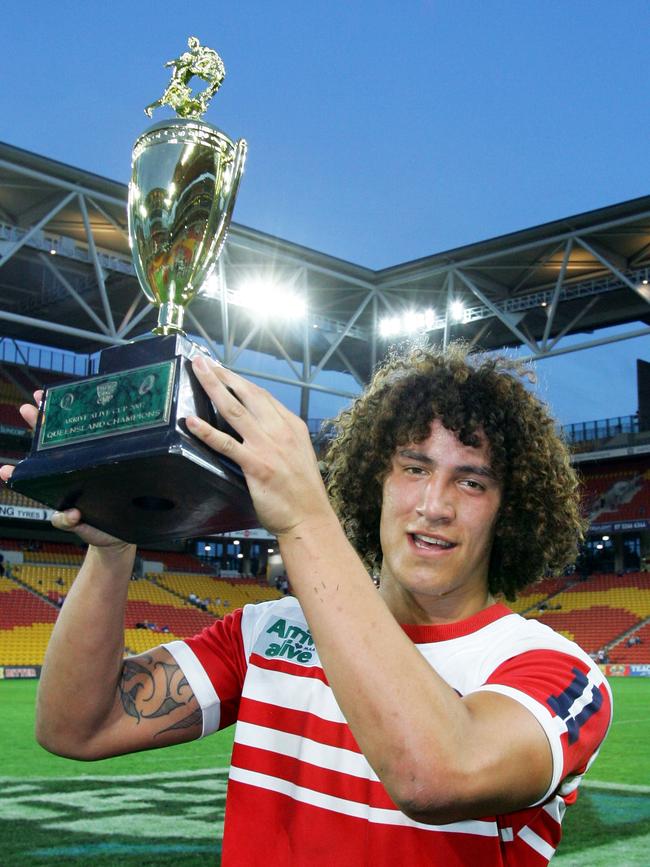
[118,654,201,739]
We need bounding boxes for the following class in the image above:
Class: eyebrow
[396,448,499,481]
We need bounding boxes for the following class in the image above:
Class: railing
[0,338,97,377]
[562,415,640,446]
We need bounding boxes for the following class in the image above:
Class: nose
[415,476,456,522]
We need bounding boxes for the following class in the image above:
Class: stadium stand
[0,575,58,665]
[0,544,282,664]
[501,576,572,615]
[525,572,650,655]
[153,572,282,619]
[609,621,650,663]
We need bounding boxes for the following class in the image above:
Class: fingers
[191,356,287,428]
[0,464,14,483]
[186,413,247,468]
[19,389,43,431]
[51,509,83,531]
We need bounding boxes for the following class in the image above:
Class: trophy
[9,38,258,543]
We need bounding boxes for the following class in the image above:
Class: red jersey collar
[400,602,513,643]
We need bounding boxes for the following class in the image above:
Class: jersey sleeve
[475,649,613,803]
[163,608,247,738]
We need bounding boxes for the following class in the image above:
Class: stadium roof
[1,140,649,409]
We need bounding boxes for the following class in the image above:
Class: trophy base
[9,335,258,545]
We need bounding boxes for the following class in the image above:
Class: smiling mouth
[410,533,456,551]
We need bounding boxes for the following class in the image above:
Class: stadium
[0,139,649,865]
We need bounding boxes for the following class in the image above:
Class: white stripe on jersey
[243,662,346,724]
[228,765,499,837]
[473,682,564,803]
[543,797,566,824]
[163,640,220,736]
[518,825,556,860]
[235,720,379,781]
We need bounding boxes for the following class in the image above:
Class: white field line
[581,779,650,794]
[0,766,229,785]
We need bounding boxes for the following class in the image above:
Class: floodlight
[202,272,221,298]
[403,311,421,333]
[450,300,465,322]
[233,277,306,319]
[379,316,400,337]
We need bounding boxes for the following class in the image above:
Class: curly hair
[324,342,586,600]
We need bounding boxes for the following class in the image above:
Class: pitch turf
[1,678,648,865]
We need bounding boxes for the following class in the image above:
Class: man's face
[378,419,502,622]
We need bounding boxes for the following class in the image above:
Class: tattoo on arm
[118,655,202,738]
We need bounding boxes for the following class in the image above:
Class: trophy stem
[153,302,186,336]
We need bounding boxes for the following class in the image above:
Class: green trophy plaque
[9,38,258,543]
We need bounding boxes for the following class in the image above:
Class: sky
[2,1,649,425]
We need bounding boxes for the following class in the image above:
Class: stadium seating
[609,622,650,663]
[153,572,282,619]
[526,572,650,654]
[0,563,231,663]
[0,575,57,665]
[139,549,218,575]
[503,576,572,615]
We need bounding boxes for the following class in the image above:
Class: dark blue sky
[2,1,649,424]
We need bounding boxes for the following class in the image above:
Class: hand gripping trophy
[10,39,256,544]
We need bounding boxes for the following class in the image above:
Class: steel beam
[0,159,126,208]
[231,364,357,399]
[546,297,599,352]
[0,191,76,269]
[308,291,374,381]
[454,268,539,354]
[0,308,129,346]
[575,237,650,305]
[521,325,650,363]
[542,239,573,348]
[185,310,225,364]
[78,194,116,336]
[38,252,111,335]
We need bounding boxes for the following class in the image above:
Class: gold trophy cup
[10,38,258,543]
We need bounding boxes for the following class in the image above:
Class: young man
[1,344,612,865]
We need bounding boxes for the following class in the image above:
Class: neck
[379,580,494,625]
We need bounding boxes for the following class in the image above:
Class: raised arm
[1,396,202,760]
[33,519,202,759]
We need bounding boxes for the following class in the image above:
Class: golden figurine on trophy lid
[131,36,247,335]
[10,38,257,544]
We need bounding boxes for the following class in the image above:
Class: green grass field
[1,678,648,865]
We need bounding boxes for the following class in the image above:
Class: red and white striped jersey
[164,599,612,865]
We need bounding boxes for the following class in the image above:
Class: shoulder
[239,596,308,657]
[419,605,607,696]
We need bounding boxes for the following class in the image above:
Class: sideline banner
[0,503,53,521]
[603,663,630,677]
[629,664,650,677]
[0,665,41,679]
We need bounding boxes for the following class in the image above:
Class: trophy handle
[209,137,248,268]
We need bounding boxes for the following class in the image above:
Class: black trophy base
[9,335,258,545]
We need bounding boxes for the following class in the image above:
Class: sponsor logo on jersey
[253,617,317,665]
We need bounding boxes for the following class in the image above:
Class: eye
[460,478,485,491]
[404,465,427,476]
